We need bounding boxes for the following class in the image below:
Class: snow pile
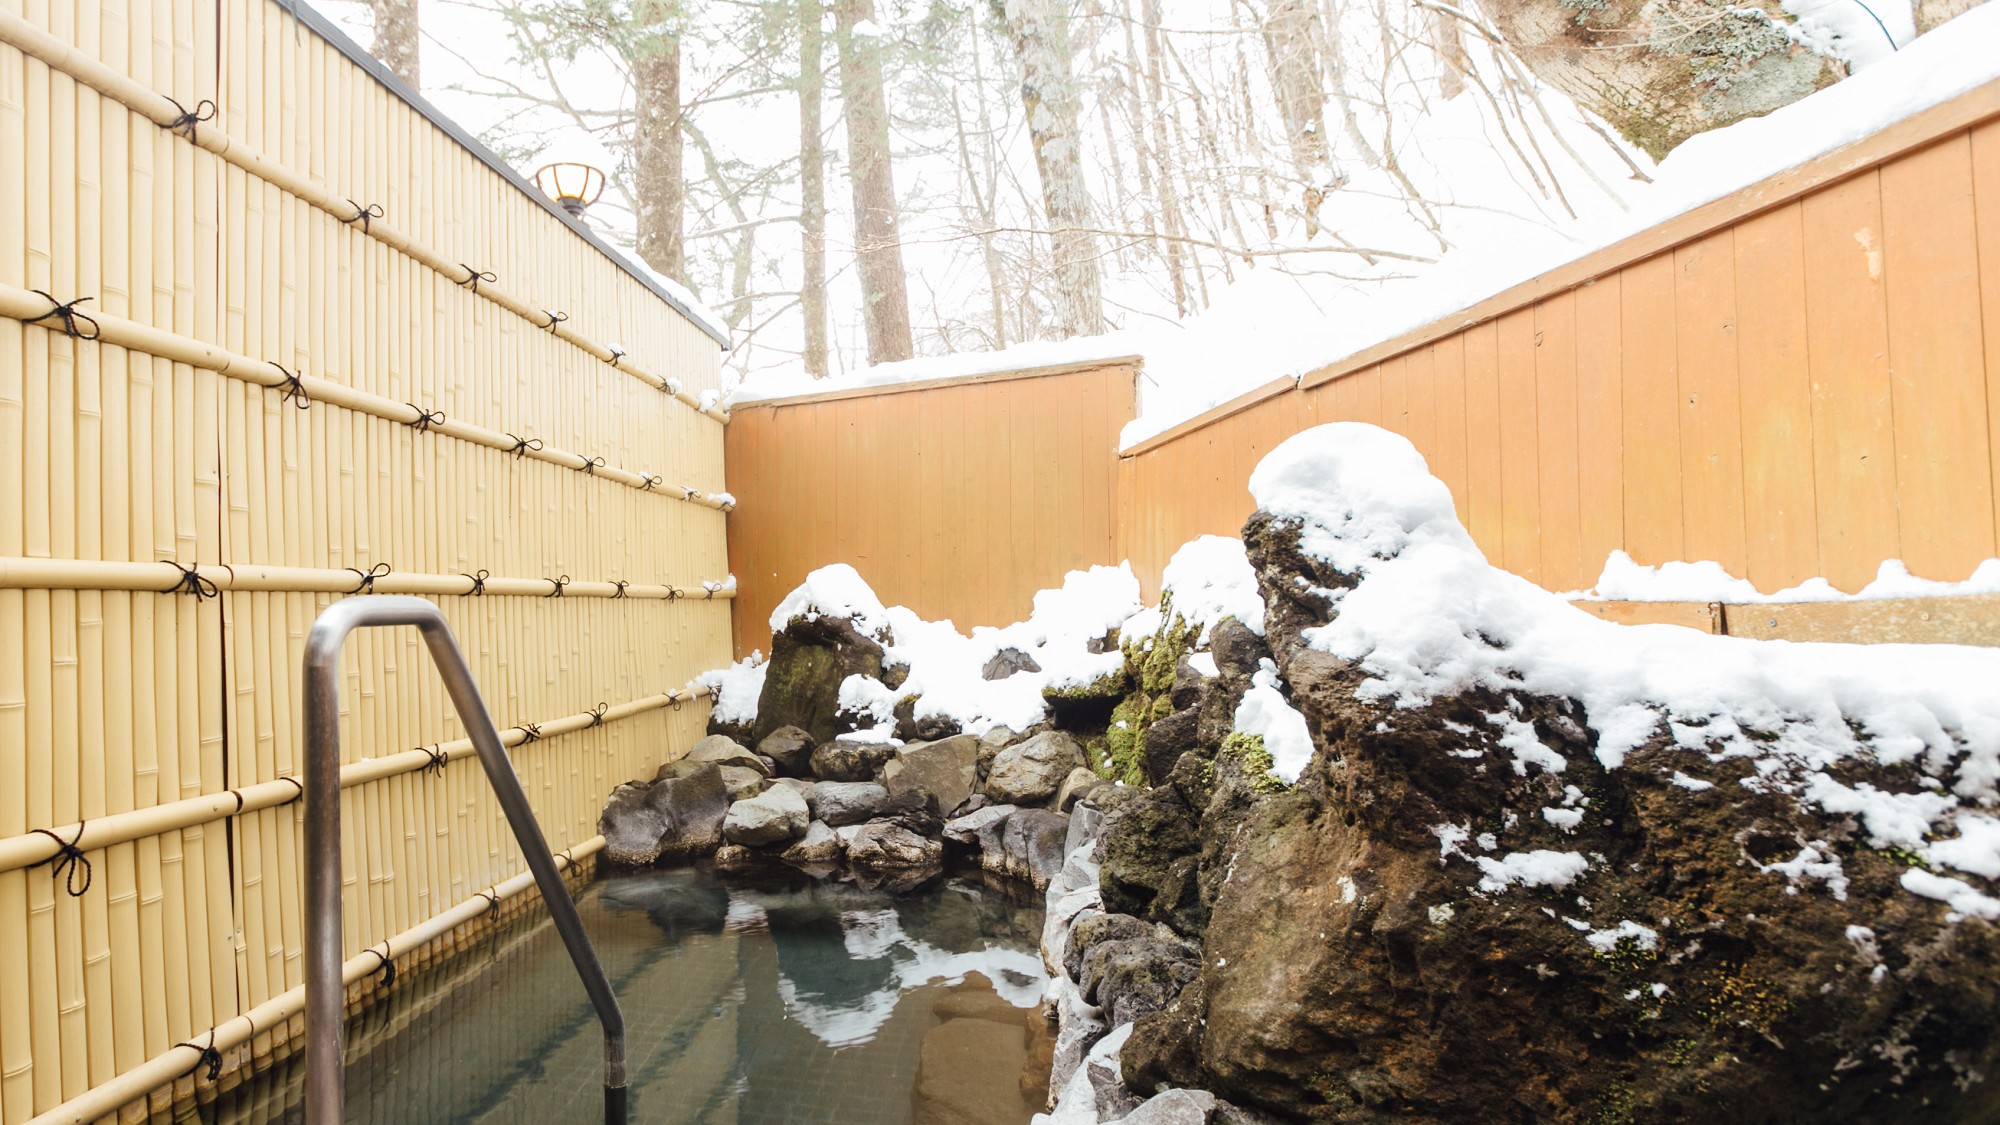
[696,654,766,724]
[1580,550,2000,602]
[1234,659,1316,783]
[1249,422,2000,904]
[768,563,894,640]
[1120,535,1266,646]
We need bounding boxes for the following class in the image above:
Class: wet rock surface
[751,613,887,745]
[986,731,1088,804]
[754,724,816,777]
[598,760,730,866]
[810,737,896,782]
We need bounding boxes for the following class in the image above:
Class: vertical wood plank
[1674,230,1749,576]
[1535,293,1584,591]
[1732,203,1820,591]
[1802,171,1899,590]
[1880,135,1995,579]
[1496,309,1541,580]
[1621,253,1683,566]
[1462,321,1503,560]
[1574,276,1623,589]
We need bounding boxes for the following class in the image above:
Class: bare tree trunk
[836,0,915,363]
[631,8,685,280]
[1140,0,1190,316]
[369,0,420,86]
[1915,0,1988,33]
[1260,0,1335,189]
[997,0,1105,338]
[799,0,831,376]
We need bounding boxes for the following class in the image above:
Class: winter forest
[313,0,1947,400]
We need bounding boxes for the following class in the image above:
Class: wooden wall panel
[725,362,1140,653]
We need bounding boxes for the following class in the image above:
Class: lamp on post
[533,162,606,218]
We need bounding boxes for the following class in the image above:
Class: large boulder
[981,647,1041,680]
[809,737,895,782]
[985,730,1086,805]
[597,761,729,865]
[943,803,1016,845]
[751,614,886,745]
[804,780,894,827]
[883,734,979,814]
[1112,433,2000,1123]
[684,735,769,776]
[781,820,844,865]
[720,785,809,847]
[754,725,817,777]
[717,765,766,802]
[843,819,944,873]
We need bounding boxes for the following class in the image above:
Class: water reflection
[190,867,1050,1125]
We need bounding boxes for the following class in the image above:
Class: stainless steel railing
[302,597,628,1124]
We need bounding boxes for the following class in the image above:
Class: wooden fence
[0,2,732,1120]
[726,75,2000,651]
[724,359,1139,655]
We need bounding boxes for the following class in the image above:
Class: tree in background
[369,0,420,85]
[835,0,916,363]
[995,0,1104,338]
[798,0,832,376]
[628,0,685,280]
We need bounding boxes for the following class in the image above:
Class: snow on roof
[1249,422,2000,901]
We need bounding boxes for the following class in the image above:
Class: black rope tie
[665,587,684,601]
[610,580,629,599]
[366,946,396,988]
[226,789,246,815]
[458,264,496,293]
[164,96,216,142]
[576,455,604,476]
[586,703,609,728]
[342,199,384,234]
[640,474,661,492]
[271,362,310,410]
[607,345,626,367]
[516,723,543,744]
[546,575,570,598]
[30,824,91,897]
[477,889,500,915]
[404,403,445,432]
[27,290,101,340]
[706,684,723,703]
[419,744,449,776]
[174,1031,224,1082]
[277,777,304,803]
[164,561,220,599]
[668,692,684,710]
[347,562,391,594]
[542,309,568,334]
[462,569,489,596]
[505,433,543,460]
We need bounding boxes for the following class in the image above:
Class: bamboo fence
[0,2,734,1121]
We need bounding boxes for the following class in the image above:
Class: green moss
[1222,732,1290,794]
[1042,667,1132,702]
[1666,1038,1698,1067]
[1878,845,1930,870]
[1588,1080,1637,1125]
[1594,936,1661,973]
[1103,694,1151,787]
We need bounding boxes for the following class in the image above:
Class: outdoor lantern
[534,161,606,218]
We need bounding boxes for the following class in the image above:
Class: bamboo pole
[22,835,607,1125]
[0,8,731,420]
[0,556,737,599]
[0,687,706,875]
[0,282,735,509]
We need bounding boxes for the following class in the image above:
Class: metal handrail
[303,597,628,1124]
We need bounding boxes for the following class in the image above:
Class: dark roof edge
[273,0,732,349]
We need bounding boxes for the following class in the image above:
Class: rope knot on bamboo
[342,199,385,234]
[505,433,543,459]
[277,777,304,803]
[366,946,396,988]
[404,403,445,432]
[665,586,684,601]
[30,824,92,897]
[347,563,391,594]
[27,290,101,340]
[577,455,605,476]
[607,344,626,366]
[587,703,609,728]
[164,96,216,141]
[640,474,662,492]
[271,362,311,409]
[611,580,630,598]
[542,309,568,334]
[458,264,497,293]
[546,575,570,598]
[462,569,490,596]
[173,1033,224,1082]
[515,722,543,744]
[164,561,220,599]
[419,745,449,776]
